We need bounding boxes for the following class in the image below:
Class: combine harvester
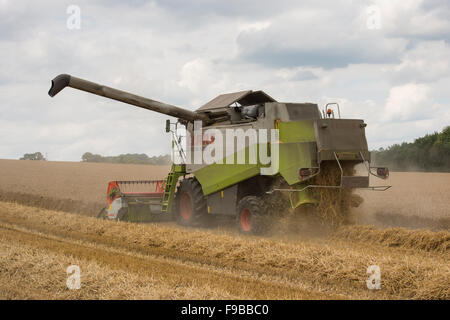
[49,74,390,234]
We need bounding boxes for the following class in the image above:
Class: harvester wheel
[116,207,128,221]
[175,178,208,227]
[236,196,267,235]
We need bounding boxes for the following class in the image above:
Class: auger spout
[48,74,208,122]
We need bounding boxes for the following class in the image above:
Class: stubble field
[0,159,448,299]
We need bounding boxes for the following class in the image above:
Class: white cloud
[178,58,214,93]
[383,83,436,121]
[236,4,409,68]
[393,40,450,83]
[238,21,271,33]
[373,0,450,39]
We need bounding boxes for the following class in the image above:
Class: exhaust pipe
[48,74,208,122]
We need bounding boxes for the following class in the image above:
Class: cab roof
[196,90,276,112]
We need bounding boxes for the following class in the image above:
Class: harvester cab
[49,74,390,233]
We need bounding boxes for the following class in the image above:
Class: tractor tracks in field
[0,201,448,299]
[0,219,340,299]
[0,190,102,216]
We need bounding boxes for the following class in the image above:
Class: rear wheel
[175,178,208,227]
[236,196,267,235]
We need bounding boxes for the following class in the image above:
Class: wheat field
[0,159,448,299]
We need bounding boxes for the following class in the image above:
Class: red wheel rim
[180,192,192,220]
[240,208,252,231]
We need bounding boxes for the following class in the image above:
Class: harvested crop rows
[0,159,449,299]
[1,202,449,299]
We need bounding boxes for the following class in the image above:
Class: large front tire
[174,178,208,227]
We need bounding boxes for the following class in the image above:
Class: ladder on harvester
[161,164,185,213]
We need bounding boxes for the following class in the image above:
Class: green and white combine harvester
[49,74,390,234]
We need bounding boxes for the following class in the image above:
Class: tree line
[81,152,171,165]
[372,126,450,172]
[20,152,46,161]
[19,126,450,171]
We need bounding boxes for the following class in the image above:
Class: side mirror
[165,119,171,133]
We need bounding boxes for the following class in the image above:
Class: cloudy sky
[1,0,449,161]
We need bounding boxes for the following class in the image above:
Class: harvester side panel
[206,184,238,215]
[277,121,318,185]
